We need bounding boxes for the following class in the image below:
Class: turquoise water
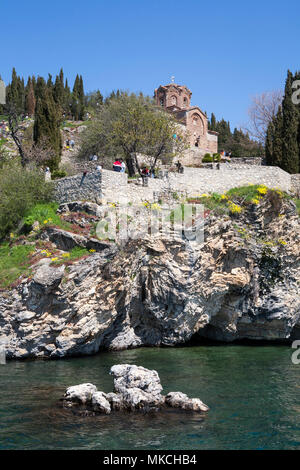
[0,345,299,450]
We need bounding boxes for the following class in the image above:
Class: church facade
[154,83,218,154]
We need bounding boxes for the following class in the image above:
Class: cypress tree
[25,77,36,117]
[64,78,71,117]
[71,74,80,120]
[33,78,62,171]
[272,106,283,167]
[281,70,299,173]
[210,113,216,131]
[78,75,85,120]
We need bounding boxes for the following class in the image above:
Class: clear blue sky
[1,0,300,129]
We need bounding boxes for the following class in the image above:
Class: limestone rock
[64,383,97,405]
[110,364,163,396]
[32,264,65,294]
[165,392,210,412]
[61,365,208,414]
[91,391,111,414]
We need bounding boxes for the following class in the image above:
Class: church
[154,82,218,155]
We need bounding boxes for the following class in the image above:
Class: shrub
[202,153,213,163]
[51,169,67,179]
[0,162,53,239]
[213,153,221,161]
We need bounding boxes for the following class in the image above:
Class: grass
[50,246,90,265]
[23,203,71,231]
[0,243,35,288]
[294,199,300,215]
[61,120,91,129]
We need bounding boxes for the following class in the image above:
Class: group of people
[113,159,126,172]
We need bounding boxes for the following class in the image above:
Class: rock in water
[61,365,209,414]
[165,392,210,412]
[63,383,97,404]
[91,392,111,414]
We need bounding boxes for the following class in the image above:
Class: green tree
[0,160,53,239]
[78,92,187,175]
[33,78,62,171]
[25,77,36,117]
[281,70,299,174]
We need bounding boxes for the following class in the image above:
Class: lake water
[0,345,299,450]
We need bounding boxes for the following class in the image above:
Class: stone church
[154,82,218,155]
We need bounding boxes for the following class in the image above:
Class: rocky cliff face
[0,196,299,358]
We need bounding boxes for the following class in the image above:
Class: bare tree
[7,102,27,166]
[244,90,283,143]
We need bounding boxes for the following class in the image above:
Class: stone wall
[230,157,263,166]
[54,171,102,203]
[54,165,292,205]
[291,174,300,197]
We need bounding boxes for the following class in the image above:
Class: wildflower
[200,193,209,198]
[89,249,96,253]
[229,203,242,214]
[150,203,161,211]
[62,253,70,257]
[51,257,58,261]
[278,239,287,245]
[221,194,228,200]
[251,198,260,205]
[257,186,268,195]
[43,220,48,224]
[41,250,48,254]
[10,233,14,239]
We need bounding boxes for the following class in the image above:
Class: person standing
[120,159,126,173]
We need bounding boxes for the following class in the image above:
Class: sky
[1,0,300,129]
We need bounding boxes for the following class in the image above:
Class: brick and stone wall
[54,165,292,205]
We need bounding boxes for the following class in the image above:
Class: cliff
[0,191,299,359]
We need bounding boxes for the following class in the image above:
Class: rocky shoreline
[61,364,209,415]
[0,192,299,359]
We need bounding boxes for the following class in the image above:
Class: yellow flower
[41,250,48,254]
[89,249,96,253]
[251,198,260,205]
[257,186,268,195]
[62,253,70,257]
[51,257,58,261]
[200,193,209,198]
[43,220,48,224]
[221,194,228,200]
[150,203,161,211]
[229,203,242,214]
[278,239,287,245]
[10,233,14,239]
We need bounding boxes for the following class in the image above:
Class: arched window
[171,95,177,106]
